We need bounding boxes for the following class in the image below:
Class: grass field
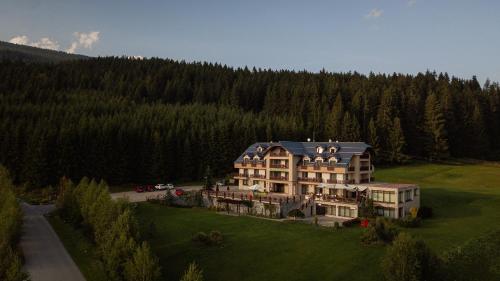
[51,161,500,281]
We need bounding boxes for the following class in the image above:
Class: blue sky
[1,0,500,83]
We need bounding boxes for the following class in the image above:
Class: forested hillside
[1,57,499,187]
[0,41,87,63]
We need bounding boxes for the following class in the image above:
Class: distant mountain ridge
[0,40,88,63]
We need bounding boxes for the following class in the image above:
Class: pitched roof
[235,141,371,167]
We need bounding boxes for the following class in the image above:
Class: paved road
[20,203,86,281]
[111,185,238,202]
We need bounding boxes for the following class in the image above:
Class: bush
[209,230,223,245]
[287,209,305,219]
[417,206,433,219]
[397,215,422,228]
[382,233,442,281]
[361,217,399,244]
[342,218,360,227]
[333,221,341,230]
[192,230,223,246]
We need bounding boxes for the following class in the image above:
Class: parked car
[166,183,175,190]
[135,186,144,193]
[175,188,184,196]
[155,184,167,190]
[144,185,154,192]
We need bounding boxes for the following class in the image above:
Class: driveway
[20,203,86,281]
[111,185,238,202]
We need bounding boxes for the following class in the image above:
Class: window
[414,189,418,196]
[243,180,248,185]
[376,207,395,218]
[327,205,336,216]
[398,191,404,203]
[329,147,336,153]
[315,172,321,179]
[338,206,354,218]
[257,146,263,152]
[372,191,395,203]
[301,185,308,194]
[253,180,259,185]
[302,172,308,178]
[405,190,412,202]
[329,188,336,195]
[316,146,324,153]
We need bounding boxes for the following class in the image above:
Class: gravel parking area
[110,185,238,202]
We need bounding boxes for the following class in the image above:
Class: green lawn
[137,161,500,281]
[52,161,500,281]
[47,216,107,281]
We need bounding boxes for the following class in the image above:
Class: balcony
[270,164,288,169]
[234,173,248,178]
[270,152,288,157]
[360,166,371,171]
[314,194,358,205]
[269,175,288,181]
[297,177,323,183]
[360,154,370,159]
[327,179,337,184]
[348,167,355,172]
[250,174,266,179]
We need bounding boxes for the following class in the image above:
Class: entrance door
[272,183,285,193]
[316,205,326,215]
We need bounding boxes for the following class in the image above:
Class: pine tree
[367,118,380,160]
[326,94,343,140]
[471,103,489,158]
[388,118,406,163]
[424,94,449,161]
[124,242,161,281]
[180,262,204,281]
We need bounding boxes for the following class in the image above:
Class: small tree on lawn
[203,166,213,190]
[382,233,441,281]
[180,262,203,281]
[124,242,161,281]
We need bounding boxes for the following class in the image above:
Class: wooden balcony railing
[297,177,323,183]
[327,179,337,184]
[250,174,266,179]
[270,164,288,169]
[360,166,371,171]
[269,175,288,181]
[235,173,248,178]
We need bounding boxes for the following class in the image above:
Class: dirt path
[20,203,86,281]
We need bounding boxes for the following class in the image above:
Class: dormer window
[316,146,324,154]
[253,155,260,161]
[303,156,311,165]
[329,146,337,153]
[328,157,337,165]
[315,157,323,165]
[257,146,263,153]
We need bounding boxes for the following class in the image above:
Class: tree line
[1,58,499,187]
[0,166,28,281]
[56,177,161,281]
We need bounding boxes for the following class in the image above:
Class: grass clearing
[53,161,500,281]
[47,215,107,281]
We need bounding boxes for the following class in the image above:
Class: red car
[144,185,155,192]
[175,188,184,196]
[135,186,144,193]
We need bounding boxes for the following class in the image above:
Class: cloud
[365,8,383,19]
[66,31,100,53]
[408,0,417,7]
[8,31,100,53]
[30,37,60,50]
[9,35,59,50]
[9,35,29,45]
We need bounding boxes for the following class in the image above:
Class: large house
[233,141,420,219]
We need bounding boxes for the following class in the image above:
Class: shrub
[417,206,433,219]
[287,209,305,219]
[397,215,422,228]
[361,217,399,244]
[382,233,442,281]
[342,218,360,227]
[192,231,223,246]
[333,221,341,230]
[209,230,223,245]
